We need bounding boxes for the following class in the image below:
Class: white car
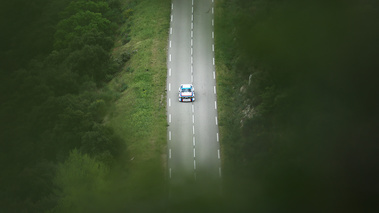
[178,84,195,102]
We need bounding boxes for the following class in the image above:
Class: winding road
[167,0,221,203]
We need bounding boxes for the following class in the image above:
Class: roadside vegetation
[0,0,169,212]
[215,0,379,212]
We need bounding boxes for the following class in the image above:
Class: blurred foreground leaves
[217,0,379,212]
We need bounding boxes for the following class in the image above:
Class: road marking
[212,44,214,52]
[169,168,172,178]
[191,65,193,73]
[169,98,171,107]
[169,113,171,122]
[169,68,171,76]
[171,3,173,10]
[191,75,193,83]
[212,7,214,14]
[171,15,173,22]
[191,22,193,30]
[215,116,218,125]
[215,101,217,109]
[191,47,193,55]
[193,125,195,134]
[212,19,214,26]
[191,56,193,64]
[169,40,171,48]
[193,137,196,146]
[169,54,172,62]
[192,104,194,113]
[217,133,219,142]
[192,7,193,13]
[193,148,196,158]
[170,27,172,34]
[214,86,216,94]
[192,114,195,123]
[191,31,193,38]
[169,131,171,140]
[169,148,171,159]
[192,0,194,5]
[213,71,215,79]
[212,31,214,38]
[194,160,196,170]
[192,14,193,21]
[218,149,220,159]
[191,38,193,46]
[213,57,215,65]
[169,83,171,91]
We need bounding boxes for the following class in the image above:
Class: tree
[54,11,112,50]
[53,149,109,213]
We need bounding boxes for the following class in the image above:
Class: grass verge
[105,0,171,211]
[214,0,245,169]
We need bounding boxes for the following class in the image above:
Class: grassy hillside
[105,0,171,211]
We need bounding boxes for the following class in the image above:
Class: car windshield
[182,88,191,92]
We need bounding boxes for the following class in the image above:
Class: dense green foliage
[0,0,127,212]
[216,0,379,212]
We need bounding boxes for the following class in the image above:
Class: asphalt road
[167,0,221,200]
